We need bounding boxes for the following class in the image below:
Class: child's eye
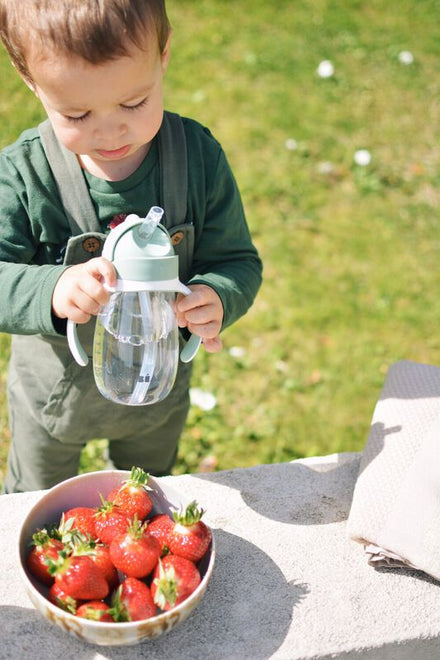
[64,112,90,123]
[121,97,148,112]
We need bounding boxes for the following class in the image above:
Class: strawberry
[111,577,156,622]
[147,513,174,556]
[87,542,119,589]
[48,551,109,600]
[167,500,212,563]
[70,534,118,588]
[94,497,131,545]
[107,466,153,521]
[48,582,81,614]
[61,506,97,539]
[109,516,161,578]
[151,555,201,611]
[76,601,114,622]
[27,529,65,585]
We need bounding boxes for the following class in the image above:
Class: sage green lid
[107,223,178,281]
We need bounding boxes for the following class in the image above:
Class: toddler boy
[0,0,262,492]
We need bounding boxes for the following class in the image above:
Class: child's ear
[161,33,172,72]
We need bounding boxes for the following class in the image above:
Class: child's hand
[52,257,117,323]
[175,284,223,353]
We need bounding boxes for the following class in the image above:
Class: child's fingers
[175,284,224,341]
[78,258,117,309]
[176,286,215,313]
[186,317,222,340]
[85,257,117,289]
[183,305,222,332]
[202,336,223,353]
[52,258,116,321]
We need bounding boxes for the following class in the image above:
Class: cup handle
[67,319,89,367]
[180,333,202,363]
[176,283,202,363]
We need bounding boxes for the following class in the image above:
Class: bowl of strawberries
[18,467,215,646]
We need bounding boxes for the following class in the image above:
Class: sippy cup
[67,206,201,405]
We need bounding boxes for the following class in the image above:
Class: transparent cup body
[93,290,179,405]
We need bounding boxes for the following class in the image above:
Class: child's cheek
[52,122,87,155]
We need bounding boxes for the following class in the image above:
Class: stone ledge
[2,452,440,659]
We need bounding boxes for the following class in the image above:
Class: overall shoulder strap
[157,111,188,229]
[39,119,101,235]
[157,111,194,282]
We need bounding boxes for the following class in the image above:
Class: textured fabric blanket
[347,360,440,580]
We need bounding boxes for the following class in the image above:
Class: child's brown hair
[0,0,171,82]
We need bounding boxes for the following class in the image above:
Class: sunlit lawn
[1,0,440,485]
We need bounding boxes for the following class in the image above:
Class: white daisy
[353,149,371,166]
[285,138,298,151]
[190,388,217,411]
[229,346,246,358]
[317,60,334,78]
[398,50,414,65]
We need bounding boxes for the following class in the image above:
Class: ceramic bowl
[18,470,215,646]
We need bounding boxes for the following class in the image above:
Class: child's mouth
[96,145,131,159]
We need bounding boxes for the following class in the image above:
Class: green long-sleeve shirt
[0,114,262,337]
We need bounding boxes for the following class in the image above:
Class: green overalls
[3,113,194,492]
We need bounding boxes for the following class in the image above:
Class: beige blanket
[347,360,440,580]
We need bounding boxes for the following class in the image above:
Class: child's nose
[95,117,127,142]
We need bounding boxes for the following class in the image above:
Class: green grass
[1,0,440,484]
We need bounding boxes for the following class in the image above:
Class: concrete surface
[1,452,440,659]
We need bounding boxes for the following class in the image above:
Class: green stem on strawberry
[152,559,178,609]
[125,466,151,490]
[172,500,205,526]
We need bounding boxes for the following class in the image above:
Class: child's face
[27,38,171,180]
